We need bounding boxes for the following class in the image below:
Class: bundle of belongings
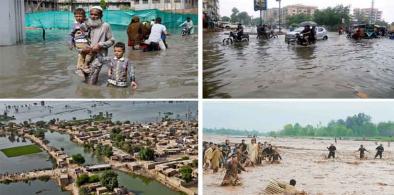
[263,180,307,195]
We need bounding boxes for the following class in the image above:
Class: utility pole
[369,0,374,24]
[277,0,281,32]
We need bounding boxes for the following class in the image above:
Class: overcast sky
[203,101,394,132]
[219,0,394,23]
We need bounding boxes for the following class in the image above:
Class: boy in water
[69,8,94,76]
[101,42,137,89]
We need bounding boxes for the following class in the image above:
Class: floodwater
[1,101,197,123]
[0,28,197,98]
[45,131,102,165]
[0,136,53,174]
[203,31,394,98]
[203,135,394,195]
[0,180,70,195]
[0,101,194,194]
[116,170,183,195]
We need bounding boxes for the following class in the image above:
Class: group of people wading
[326,143,386,160]
[203,138,282,187]
[68,6,193,88]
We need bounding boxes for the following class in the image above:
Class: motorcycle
[181,26,191,36]
[222,31,249,45]
[288,33,315,46]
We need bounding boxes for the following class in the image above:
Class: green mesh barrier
[26,9,197,29]
[25,9,197,42]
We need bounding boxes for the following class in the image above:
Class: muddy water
[0,180,70,195]
[204,31,394,98]
[0,136,53,174]
[203,135,394,195]
[1,101,197,123]
[0,29,197,98]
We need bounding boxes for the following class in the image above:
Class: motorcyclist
[298,25,311,45]
[309,26,316,44]
[179,17,194,35]
[236,23,244,41]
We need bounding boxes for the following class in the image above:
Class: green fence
[25,9,197,31]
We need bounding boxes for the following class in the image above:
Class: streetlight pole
[277,0,281,32]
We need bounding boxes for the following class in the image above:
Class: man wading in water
[81,6,115,85]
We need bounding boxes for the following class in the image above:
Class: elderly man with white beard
[81,6,115,85]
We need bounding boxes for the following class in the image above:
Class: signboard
[254,0,267,11]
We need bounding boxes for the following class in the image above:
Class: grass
[1,144,42,157]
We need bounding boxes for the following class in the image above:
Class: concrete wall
[0,0,25,45]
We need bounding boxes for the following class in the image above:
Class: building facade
[203,0,219,21]
[1,0,25,45]
[282,4,317,17]
[25,0,57,13]
[353,8,382,23]
[56,0,197,12]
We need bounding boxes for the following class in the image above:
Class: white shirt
[180,21,194,29]
[148,24,167,43]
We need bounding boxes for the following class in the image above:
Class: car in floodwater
[285,26,328,44]
[219,22,239,29]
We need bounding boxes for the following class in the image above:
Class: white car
[220,22,240,29]
[285,26,328,44]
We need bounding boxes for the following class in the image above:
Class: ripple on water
[204,31,394,98]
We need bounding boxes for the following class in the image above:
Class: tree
[230,7,240,23]
[179,165,193,182]
[100,171,118,191]
[313,5,350,30]
[222,16,230,22]
[103,145,113,157]
[79,187,89,195]
[35,121,47,128]
[237,12,252,25]
[34,129,46,139]
[100,0,107,10]
[139,147,155,161]
[286,14,312,26]
[72,154,86,165]
[76,174,89,186]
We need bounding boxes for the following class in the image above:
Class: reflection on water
[0,29,197,98]
[116,170,183,195]
[45,131,102,165]
[0,180,70,195]
[204,31,394,98]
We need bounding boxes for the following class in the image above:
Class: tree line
[269,113,394,137]
[205,113,394,138]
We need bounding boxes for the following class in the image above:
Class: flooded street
[203,135,394,195]
[0,29,197,98]
[204,31,394,98]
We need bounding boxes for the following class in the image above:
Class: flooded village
[0,101,198,195]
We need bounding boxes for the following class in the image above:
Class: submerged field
[1,144,43,157]
[203,135,394,195]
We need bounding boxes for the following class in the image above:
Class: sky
[219,0,394,23]
[203,101,394,132]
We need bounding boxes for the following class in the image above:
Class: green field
[1,144,43,157]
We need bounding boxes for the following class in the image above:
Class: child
[69,8,94,76]
[102,42,137,89]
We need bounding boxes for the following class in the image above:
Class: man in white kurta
[247,138,259,165]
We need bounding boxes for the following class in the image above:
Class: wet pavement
[203,31,394,98]
[0,29,197,98]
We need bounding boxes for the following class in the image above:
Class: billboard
[254,0,267,11]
